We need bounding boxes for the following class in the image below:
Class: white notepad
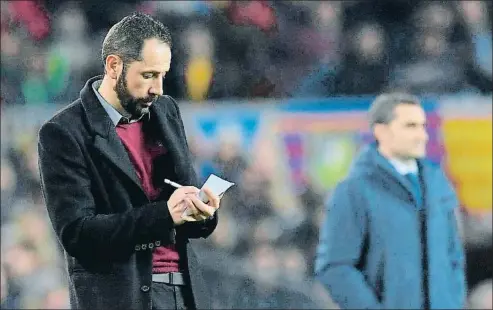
[198,174,235,203]
[181,174,235,220]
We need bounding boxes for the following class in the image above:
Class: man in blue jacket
[315,93,466,309]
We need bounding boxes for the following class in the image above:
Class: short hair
[101,12,172,67]
[368,92,422,128]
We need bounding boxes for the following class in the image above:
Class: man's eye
[143,74,154,79]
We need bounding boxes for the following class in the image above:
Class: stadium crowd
[1,0,492,106]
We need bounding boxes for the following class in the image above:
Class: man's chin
[400,149,426,160]
[411,150,427,159]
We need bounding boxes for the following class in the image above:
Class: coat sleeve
[168,96,218,239]
[314,180,381,309]
[38,121,175,262]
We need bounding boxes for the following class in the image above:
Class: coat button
[135,245,141,251]
[155,241,161,247]
[141,285,150,292]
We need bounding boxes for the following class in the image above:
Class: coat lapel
[150,98,193,186]
[80,76,145,194]
[416,160,434,210]
[369,146,419,206]
[93,132,144,193]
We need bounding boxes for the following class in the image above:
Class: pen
[164,179,183,188]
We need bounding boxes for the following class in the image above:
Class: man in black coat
[37,13,221,309]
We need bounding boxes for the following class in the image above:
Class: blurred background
[1,0,492,309]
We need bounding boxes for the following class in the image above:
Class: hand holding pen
[165,179,220,222]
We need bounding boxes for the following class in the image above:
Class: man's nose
[150,78,163,96]
[420,127,429,141]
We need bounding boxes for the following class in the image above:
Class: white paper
[181,174,235,220]
[198,174,235,203]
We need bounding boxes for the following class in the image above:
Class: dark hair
[368,92,422,128]
[101,12,172,67]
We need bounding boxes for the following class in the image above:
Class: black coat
[38,76,217,309]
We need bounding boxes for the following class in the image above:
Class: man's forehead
[138,61,170,73]
[395,104,424,114]
[136,41,172,72]
[393,104,426,121]
[141,39,171,56]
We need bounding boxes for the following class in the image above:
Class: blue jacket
[315,144,466,309]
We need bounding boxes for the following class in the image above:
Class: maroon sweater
[116,121,180,273]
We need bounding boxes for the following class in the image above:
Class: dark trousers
[151,282,196,310]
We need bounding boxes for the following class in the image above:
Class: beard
[114,65,158,119]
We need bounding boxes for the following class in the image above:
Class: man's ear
[373,123,386,142]
[104,55,122,80]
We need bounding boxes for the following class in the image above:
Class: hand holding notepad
[164,174,235,221]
